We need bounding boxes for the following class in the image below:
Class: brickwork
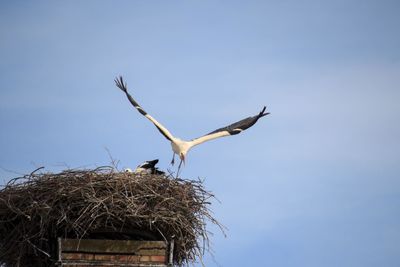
[58,239,169,267]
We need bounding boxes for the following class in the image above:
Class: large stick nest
[0,167,223,266]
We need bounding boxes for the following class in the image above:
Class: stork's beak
[180,154,186,165]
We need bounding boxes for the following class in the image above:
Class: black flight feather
[115,76,173,142]
[206,106,269,136]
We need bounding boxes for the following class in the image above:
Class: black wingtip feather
[259,106,270,118]
[115,76,128,93]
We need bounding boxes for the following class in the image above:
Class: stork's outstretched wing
[115,76,175,142]
[190,106,269,146]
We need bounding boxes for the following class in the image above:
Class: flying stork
[115,76,269,173]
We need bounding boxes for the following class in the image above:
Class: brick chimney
[57,238,171,266]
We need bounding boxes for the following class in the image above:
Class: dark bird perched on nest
[115,76,269,174]
[133,159,165,175]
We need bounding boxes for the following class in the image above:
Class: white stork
[134,159,165,175]
[115,76,269,173]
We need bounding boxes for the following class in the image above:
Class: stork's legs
[176,159,183,177]
[171,153,184,177]
[171,153,175,165]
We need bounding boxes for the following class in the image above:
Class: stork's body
[115,76,269,173]
[171,138,190,163]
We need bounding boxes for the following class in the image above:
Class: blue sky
[1,1,400,266]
